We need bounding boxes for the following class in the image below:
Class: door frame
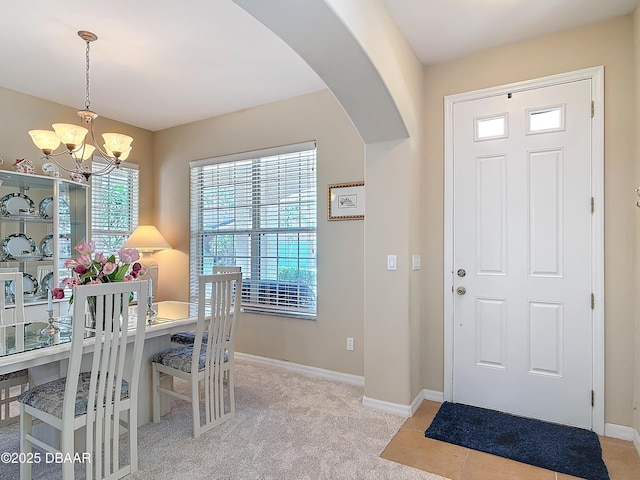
[443,66,605,434]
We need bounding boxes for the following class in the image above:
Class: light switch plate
[387,255,397,271]
[412,255,421,270]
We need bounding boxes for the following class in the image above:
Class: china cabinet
[0,170,88,320]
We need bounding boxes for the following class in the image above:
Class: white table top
[0,301,198,375]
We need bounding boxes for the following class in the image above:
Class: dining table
[0,301,200,426]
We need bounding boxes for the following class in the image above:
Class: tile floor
[381,400,640,480]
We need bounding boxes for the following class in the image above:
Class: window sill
[240,305,316,321]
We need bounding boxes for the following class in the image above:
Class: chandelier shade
[28,30,133,181]
[77,144,96,161]
[28,130,61,155]
[104,145,131,161]
[51,123,89,149]
[102,133,133,157]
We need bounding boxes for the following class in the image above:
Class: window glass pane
[528,106,564,133]
[91,162,139,255]
[475,114,507,141]
[190,144,317,318]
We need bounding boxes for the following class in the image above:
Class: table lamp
[123,225,171,299]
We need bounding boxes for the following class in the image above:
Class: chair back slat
[65,280,148,479]
[212,265,241,274]
[196,272,241,424]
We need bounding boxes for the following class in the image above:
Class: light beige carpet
[0,358,447,480]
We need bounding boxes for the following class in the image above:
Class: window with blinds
[91,162,139,256]
[190,142,317,318]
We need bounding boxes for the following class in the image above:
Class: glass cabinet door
[55,179,88,289]
[0,171,88,307]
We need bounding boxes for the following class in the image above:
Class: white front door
[451,78,594,428]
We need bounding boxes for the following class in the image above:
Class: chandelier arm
[87,124,117,161]
[90,160,119,176]
[40,155,84,175]
[40,148,77,159]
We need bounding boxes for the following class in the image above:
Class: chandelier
[28,30,133,181]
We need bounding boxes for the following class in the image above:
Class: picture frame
[328,182,365,221]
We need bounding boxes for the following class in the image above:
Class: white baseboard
[604,422,640,457]
[423,389,445,403]
[410,391,424,415]
[236,352,416,416]
[362,395,412,417]
[236,352,446,418]
[235,352,364,386]
[363,389,445,417]
[604,422,636,440]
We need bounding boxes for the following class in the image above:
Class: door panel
[452,79,593,428]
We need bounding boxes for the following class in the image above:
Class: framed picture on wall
[327,182,365,220]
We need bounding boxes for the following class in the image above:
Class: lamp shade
[104,144,131,161]
[28,130,61,153]
[52,123,88,148]
[102,133,133,156]
[123,225,171,252]
[76,144,95,161]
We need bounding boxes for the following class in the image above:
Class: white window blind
[91,162,139,256]
[190,142,317,318]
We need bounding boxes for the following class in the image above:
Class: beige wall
[153,90,366,376]
[0,87,155,223]
[422,16,637,427]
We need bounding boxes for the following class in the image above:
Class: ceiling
[0,0,637,132]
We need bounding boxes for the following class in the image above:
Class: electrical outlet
[346,337,354,351]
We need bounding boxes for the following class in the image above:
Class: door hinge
[591,197,594,213]
[591,390,595,407]
[591,293,595,309]
[591,100,595,118]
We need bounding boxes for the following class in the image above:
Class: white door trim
[443,66,605,434]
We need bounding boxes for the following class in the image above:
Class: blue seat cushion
[152,345,228,373]
[170,331,208,345]
[18,372,129,419]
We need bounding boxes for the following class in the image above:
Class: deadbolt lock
[457,268,466,277]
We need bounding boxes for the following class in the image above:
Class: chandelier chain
[85,38,91,110]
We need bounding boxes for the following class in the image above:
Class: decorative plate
[0,192,35,216]
[40,272,53,293]
[38,197,54,218]
[9,272,39,296]
[40,234,71,257]
[38,197,70,218]
[2,233,37,258]
[42,162,60,177]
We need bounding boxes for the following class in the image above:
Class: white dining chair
[170,266,241,346]
[152,272,241,437]
[0,271,28,427]
[18,280,149,480]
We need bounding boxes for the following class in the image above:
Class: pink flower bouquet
[52,241,146,303]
